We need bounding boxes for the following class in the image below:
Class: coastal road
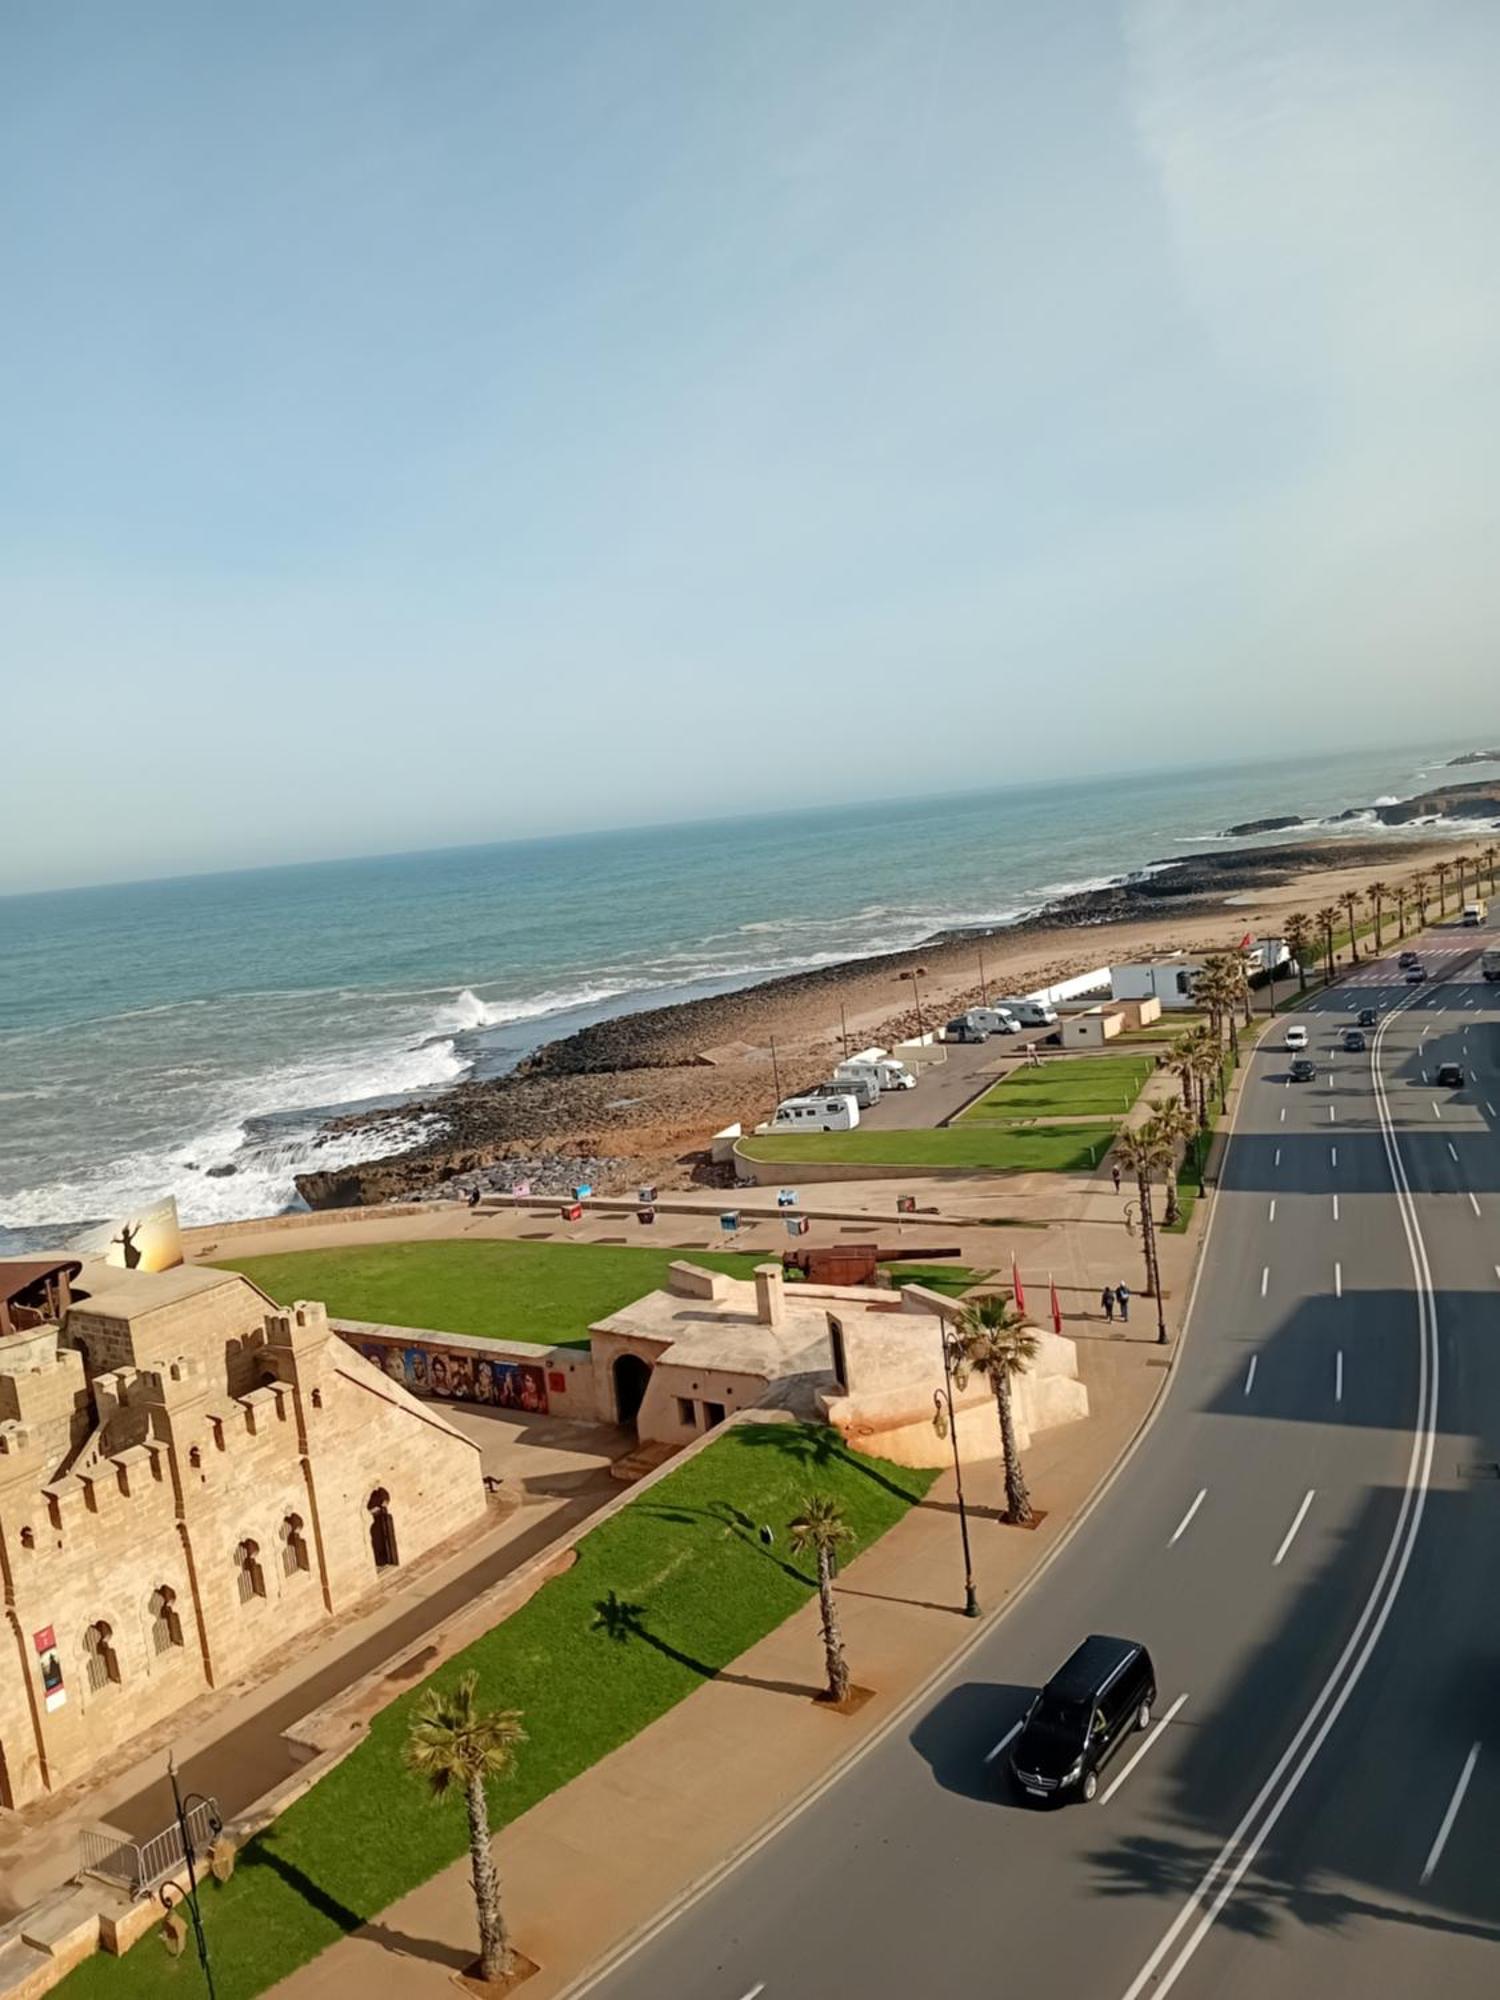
[575,923,1500,1999]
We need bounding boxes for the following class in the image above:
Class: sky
[5,0,1499,893]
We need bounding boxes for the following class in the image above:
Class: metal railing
[80,1796,220,1898]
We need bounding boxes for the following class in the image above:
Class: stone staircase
[608,1439,679,1485]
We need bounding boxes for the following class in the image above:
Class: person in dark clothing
[1100,1286,1115,1323]
[1111,1164,1122,1195]
[1115,1282,1131,1322]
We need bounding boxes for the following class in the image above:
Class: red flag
[1239,931,1254,951]
[1050,1274,1063,1336]
[1011,1255,1026,1315]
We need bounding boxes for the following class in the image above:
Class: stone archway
[612,1352,653,1432]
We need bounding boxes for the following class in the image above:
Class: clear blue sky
[6,0,1499,892]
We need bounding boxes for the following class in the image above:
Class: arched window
[19,1526,34,1550]
[148,1586,183,1654]
[234,1539,265,1604]
[280,1514,309,1578]
[310,1387,323,1410]
[83,1621,120,1693]
[367,1488,399,1570]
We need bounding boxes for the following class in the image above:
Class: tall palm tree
[949,1295,1039,1525]
[1187,1026,1221,1129]
[1411,870,1432,924]
[788,1494,854,1703]
[1484,844,1498,894]
[1394,884,1408,937]
[404,1672,525,1984]
[1434,860,1450,914]
[1155,1101,1195,1227]
[1283,912,1313,993]
[1366,879,1389,949]
[1455,855,1471,905]
[1316,905,1340,979]
[1193,955,1241,1062]
[1114,1119,1174,1302]
[1168,1030,1198,1118]
[1340,889,1361,960]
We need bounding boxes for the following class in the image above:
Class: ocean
[2,742,1494,1248]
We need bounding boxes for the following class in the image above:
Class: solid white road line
[1169,1490,1208,1547]
[1470,1192,1482,1218]
[1101,1694,1190,1805]
[737,1985,767,2000]
[1260,1266,1269,1298]
[1272,1491,1316,1567]
[983,1719,1024,1765]
[1334,1261,1342,1298]
[1244,1355,1258,1396]
[1335,1351,1343,1403]
[1420,1743,1480,1885]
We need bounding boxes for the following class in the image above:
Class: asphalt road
[577,924,1500,1999]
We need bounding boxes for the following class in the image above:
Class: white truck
[1462,900,1487,926]
[757,1093,861,1134]
[1001,997,1059,1027]
[836,1049,917,1092]
[1482,947,1500,982]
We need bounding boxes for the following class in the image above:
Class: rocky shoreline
[1222,775,1500,839]
[292,833,1430,1211]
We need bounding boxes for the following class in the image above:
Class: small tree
[1154,1102,1195,1227]
[1283,913,1313,992]
[1115,1119,1176,1301]
[1412,871,1432,924]
[1394,885,1408,937]
[950,1296,1039,1525]
[789,1495,854,1703]
[404,1673,525,1984]
[1316,904,1340,979]
[1366,880,1389,950]
[1340,889,1361,960]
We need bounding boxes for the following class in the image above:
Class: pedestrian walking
[1115,1282,1131,1323]
[1100,1286,1115,1324]
[1111,1163,1122,1195]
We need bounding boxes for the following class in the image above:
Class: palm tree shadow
[590,1590,818,1700]
[733,1422,926,1504]
[636,1499,816,1588]
[247,1846,474,1969]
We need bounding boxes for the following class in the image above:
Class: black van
[1010,1635,1156,1804]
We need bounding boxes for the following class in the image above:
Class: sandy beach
[293,833,1476,1207]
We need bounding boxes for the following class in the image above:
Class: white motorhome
[806,1072,879,1108]
[757,1094,861,1134]
[969,1006,1023,1036]
[1462,900,1487,926]
[836,1049,917,1092]
[1001,998,1059,1027]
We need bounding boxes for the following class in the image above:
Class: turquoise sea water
[1,743,1492,1243]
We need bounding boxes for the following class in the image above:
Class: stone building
[0,1260,486,1811]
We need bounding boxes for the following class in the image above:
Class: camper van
[758,1094,861,1134]
[944,1017,985,1044]
[1002,998,1059,1028]
[835,1050,917,1092]
[806,1073,879,1109]
[968,1006,1024,1036]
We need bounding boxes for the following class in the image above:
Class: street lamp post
[898,966,929,1042]
[158,1755,222,1998]
[933,1330,980,1618]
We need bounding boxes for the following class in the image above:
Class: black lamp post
[933,1329,980,1618]
[158,1755,222,1999]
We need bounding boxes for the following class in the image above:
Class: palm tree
[1168,1030,1198,1118]
[1394,884,1408,937]
[1411,870,1432,924]
[1484,844,1498,894]
[1193,955,1240,1063]
[1366,879,1389,949]
[1283,913,1313,993]
[1188,1026,1221,1129]
[1155,1101,1195,1227]
[404,1672,525,1984]
[1435,860,1450,914]
[1455,855,1470,905]
[1114,1120,1173,1302]
[1340,889,1361,960]
[788,1494,854,1702]
[1316,905,1340,979]
[949,1295,1039,1525]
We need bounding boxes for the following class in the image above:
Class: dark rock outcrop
[1224,814,1306,837]
[1445,751,1500,767]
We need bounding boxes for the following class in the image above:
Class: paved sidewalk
[270,1326,1172,2000]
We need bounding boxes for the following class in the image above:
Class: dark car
[1011,1635,1156,1805]
[1436,1062,1466,1087]
[1398,951,1419,968]
[1343,1030,1366,1052]
[1405,965,1427,984]
[1290,1057,1317,1080]
[1358,1007,1378,1027]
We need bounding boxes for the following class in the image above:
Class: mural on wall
[72,1196,184,1273]
[359,1337,548,1414]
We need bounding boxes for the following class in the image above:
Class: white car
[1284,1025,1309,1051]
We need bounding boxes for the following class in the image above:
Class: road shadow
[909,1680,1034,1805]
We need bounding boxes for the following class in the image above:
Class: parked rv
[807,1072,879,1108]
[944,1018,986,1044]
[969,1006,1024,1036]
[836,1050,917,1091]
[1002,998,1059,1028]
[757,1094,861,1134]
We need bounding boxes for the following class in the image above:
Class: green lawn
[881,1262,984,1298]
[60,1424,934,2000]
[959,1054,1154,1123]
[740,1124,1118,1174]
[215,1241,767,1349]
